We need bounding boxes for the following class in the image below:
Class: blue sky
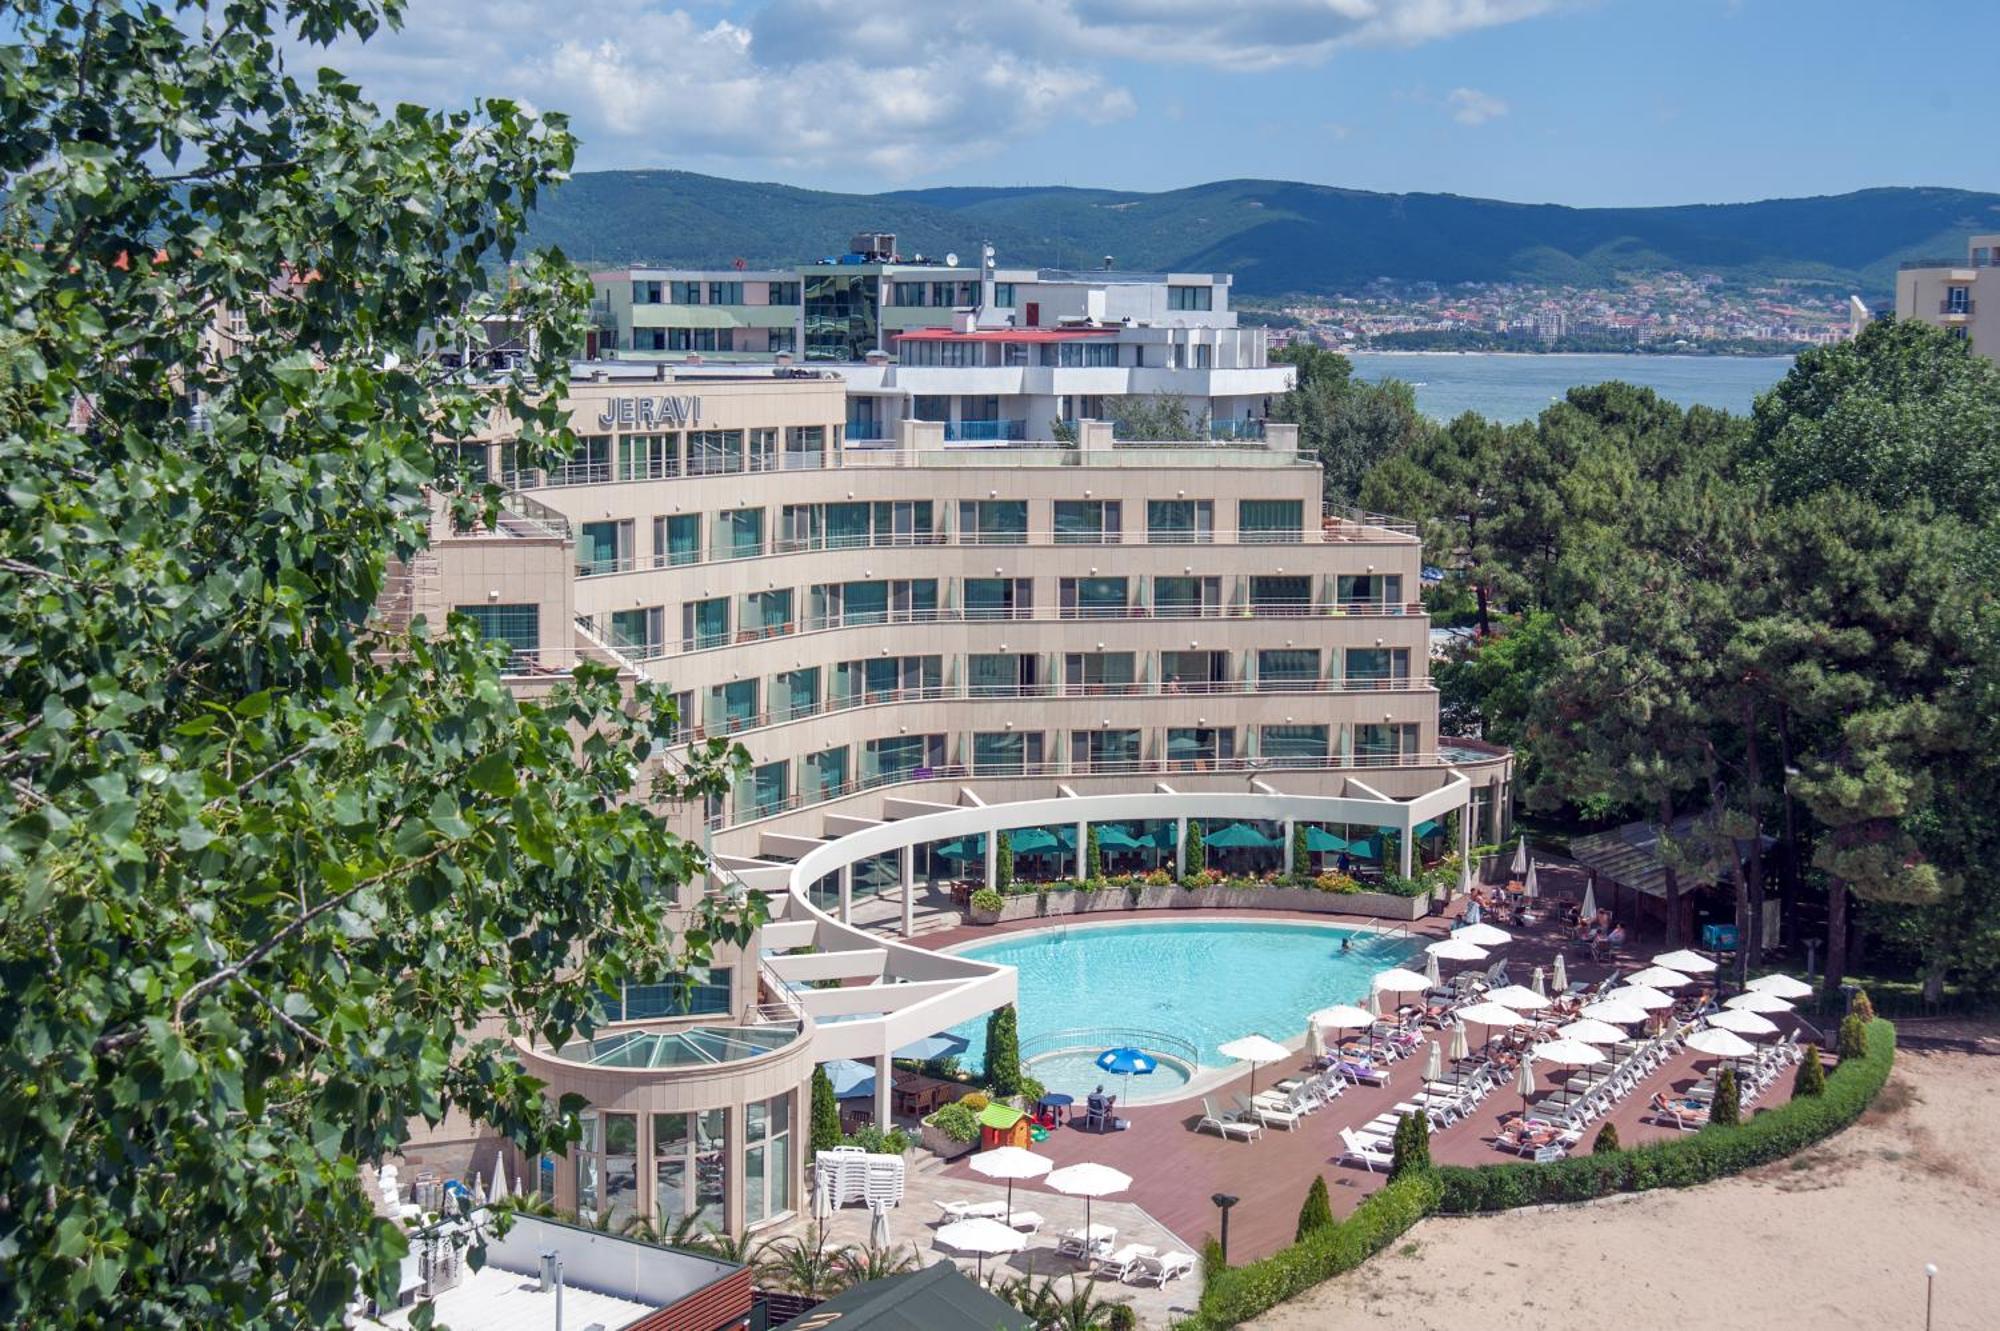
[319,0,1998,205]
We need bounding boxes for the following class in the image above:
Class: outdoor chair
[1130,1250,1196,1286]
[1195,1096,1262,1142]
[1239,1092,1302,1130]
[1339,1126,1395,1172]
[1092,1244,1156,1281]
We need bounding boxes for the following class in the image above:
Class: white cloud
[1446,86,1509,125]
[304,1,1557,177]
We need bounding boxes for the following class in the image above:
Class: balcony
[942,419,1028,443]
[1940,298,1975,318]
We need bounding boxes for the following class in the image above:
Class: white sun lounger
[1130,1249,1196,1286]
[1339,1126,1395,1172]
[936,1198,1007,1222]
[1196,1095,1263,1141]
[1092,1243,1156,1281]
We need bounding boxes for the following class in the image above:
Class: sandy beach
[1248,1034,1999,1331]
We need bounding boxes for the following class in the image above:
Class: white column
[1459,802,1473,893]
[839,864,853,924]
[1174,816,1188,879]
[873,1053,892,1129]
[901,847,916,938]
[1075,821,1088,882]
[984,834,998,890]
[1399,823,1414,879]
[1282,819,1296,876]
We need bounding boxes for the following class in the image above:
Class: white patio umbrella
[1530,965,1547,998]
[1045,1162,1132,1250]
[936,1216,1027,1280]
[1455,922,1513,948]
[970,1145,1050,1216]
[1449,1022,1471,1062]
[1624,966,1696,990]
[1485,984,1551,1011]
[1457,1001,1528,1029]
[1424,1040,1442,1082]
[1532,1038,1606,1107]
[1426,937,1490,962]
[1522,863,1540,899]
[1686,1027,1758,1059]
[1725,990,1795,1014]
[1219,1033,1292,1096]
[1559,1018,1629,1046]
[1579,880,1598,920]
[1618,985,1676,1011]
[1515,1054,1537,1111]
[1653,948,1718,974]
[488,1156,509,1204]
[869,1199,892,1251]
[1371,967,1431,994]
[1311,1004,1377,1031]
[1706,1009,1779,1037]
[1425,950,1442,989]
[1552,953,1569,996]
[1747,973,1815,1000]
[1511,839,1529,875]
[1307,1017,1325,1062]
[1579,998,1649,1026]
[1365,987,1383,1020]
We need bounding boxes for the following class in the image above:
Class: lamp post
[1925,1263,1937,1331]
[1211,1193,1239,1265]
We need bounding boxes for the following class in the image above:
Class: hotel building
[393,365,1512,1240]
[589,232,1293,441]
[1895,234,2000,364]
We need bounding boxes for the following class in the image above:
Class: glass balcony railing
[943,419,1028,442]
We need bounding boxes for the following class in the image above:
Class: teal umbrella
[1093,825,1143,850]
[1147,824,1178,848]
[1346,838,1379,859]
[1204,822,1278,849]
[929,837,983,861]
[1413,819,1442,839]
[1009,828,1060,854]
[1304,826,1348,852]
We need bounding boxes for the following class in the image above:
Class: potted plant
[968,887,1006,925]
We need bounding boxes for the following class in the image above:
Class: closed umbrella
[1747,973,1814,1000]
[1448,1022,1471,1083]
[1515,1054,1537,1112]
[1530,966,1547,999]
[1423,1039,1443,1086]
[1559,1018,1628,1046]
[1579,998,1649,1026]
[1455,923,1513,947]
[970,1146,1050,1217]
[488,1156,509,1205]
[1579,880,1597,920]
[1522,863,1540,899]
[1425,937,1490,962]
[1425,951,1442,989]
[1485,984,1550,1011]
[936,1216,1026,1280]
[1653,948,1718,975]
[1044,1162,1131,1252]
[1511,839,1529,875]
[1365,987,1382,1020]
[1218,1034,1292,1097]
[1552,954,1568,996]
[1307,1017,1325,1061]
[869,1200,892,1251]
[1724,990,1795,1014]
[1624,966,1695,990]
[1706,1009,1779,1037]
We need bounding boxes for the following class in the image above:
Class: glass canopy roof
[553,1024,797,1069]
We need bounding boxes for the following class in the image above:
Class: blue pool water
[950,921,1417,1103]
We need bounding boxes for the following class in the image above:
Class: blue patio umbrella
[1095,1047,1158,1104]
[1204,822,1278,849]
[1304,826,1348,853]
[894,1032,970,1062]
[822,1058,876,1100]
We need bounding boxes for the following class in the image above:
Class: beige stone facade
[1895,234,2000,364]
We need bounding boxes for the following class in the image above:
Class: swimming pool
[949,920,1417,1104]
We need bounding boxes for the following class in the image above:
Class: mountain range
[524,170,2000,299]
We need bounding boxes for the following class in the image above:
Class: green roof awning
[785,1259,1033,1330]
[977,1103,1026,1130]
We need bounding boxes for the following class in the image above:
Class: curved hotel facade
[401,365,1513,1239]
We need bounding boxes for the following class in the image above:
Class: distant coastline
[1341,347,1803,360]
[1347,350,1793,423]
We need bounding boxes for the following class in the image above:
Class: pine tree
[1389,1111,1431,1180]
[1292,823,1312,880]
[986,1005,1022,1097]
[1185,822,1207,878]
[1838,1014,1869,1064]
[1793,1045,1827,1098]
[810,1065,843,1157]
[995,832,1014,893]
[1085,825,1103,881]
[1711,1066,1741,1127]
[1295,1175,1335,1243]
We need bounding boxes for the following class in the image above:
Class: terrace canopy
[1205,822,1279,849]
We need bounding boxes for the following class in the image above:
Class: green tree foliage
[1793,1046,1827,1098]
[1389,1111,1431,1180]
[1085,825,1103,880]
[1593,1123,1621,1154]
[986,1004,1023,1097]
[1103,393,1205,441]
[810,1065,843,1157]
[1271,346,1429,503]
[1201,1234,1228,1280]
[1711,1067,1741,1127]
[1291,821,1311,878]
[1185,821,1206,876]
[0,4,760,1324]
[1294,1175,1335,1243]
[1838,1014,1870,1064]
[995,830,1014,892]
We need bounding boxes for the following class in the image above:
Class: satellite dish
[944,252,959,268]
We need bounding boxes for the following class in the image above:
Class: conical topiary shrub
[810,1064,842,1157]
[1838,1014,1868,1065]
[1793,1045,1827,1098]
[1711,1066,1740,1127]
[1593,1123,1621,1154]
[1295,1175,1334,1243]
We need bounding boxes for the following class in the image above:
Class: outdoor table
[1036,1093,1074,1126]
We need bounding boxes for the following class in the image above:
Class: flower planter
[919,1120,978,1161]
[964,884,1431,925]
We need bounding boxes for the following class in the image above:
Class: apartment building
[1895,234,2000,363]
[590,232,1293,440]
[401,368,1511,1240]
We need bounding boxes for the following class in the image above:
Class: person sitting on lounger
[1650,1092,1709,1128]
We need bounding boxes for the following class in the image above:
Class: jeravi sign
[596,396,702,430]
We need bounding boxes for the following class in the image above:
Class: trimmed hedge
[1183,1173,1441,1330]
[1177,1021,1895,1328]
[1433,1019,1896,1214]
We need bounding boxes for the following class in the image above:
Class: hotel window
[1191,344,1212,369]
[740,759,788,820]
[872,499,935,545]
[991,282,1016,307]
[1250,575,1312,614]
[653,1113,689,1228]
[913,394,951,420]
[706,679,759,734]
[741,588,793,639]
[1946,286,1972,314]
[770,327,797,354]
[969,653,1037,698]
[1344,647,1411,689]
[455,604,540,663]
[1059,576,1128,619]
[1167,284,1213,311]
[1071,729,1141,772]
[1260,724,1329,766]
[668,328,720,352]
[1354,722,1421,764]
[682,597,729,651]
[1167,726,1234,768]
[631,280,663,305]
[548,434,611,486]
[1238,499,1303,543]
[693,1109,727,1233]
[963,577,1033,620]
[745,1092,794,1227]
[863,733,945,785]
[770,281,801,304]
[929,281,958,307]
[665,690,693,744]
[669,280,702,304]
[1256,649,1319,689]
[654,513,700,567]
[708,281,743,305]
[1152,575,1220,616]
[802,746,849,801]
[1336,573,1404,607]
[630,328,667,352]
[824,501,872,549]
[973,731,1043,775]
[775,667,820,722]
[747,427,777,473]
[835,580,890,626]
[782,425,825,470]
[1051,341,1119,367]
[714,507,764,560]
[836,656,940,705]
[1147,499,1213,543]
[608,607,665,659]
[1053,499,1121,544]
[1160,649,1226,691]
[576,519,632,577]
[603,1113,639,1228]
[617,433,677,480]
[614,967,733,1020]
[687,429,743,475]
[575,1111,601,1218]
[1065,652,1135,695]
[892,281,926,306]
[958,500,1028,545]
